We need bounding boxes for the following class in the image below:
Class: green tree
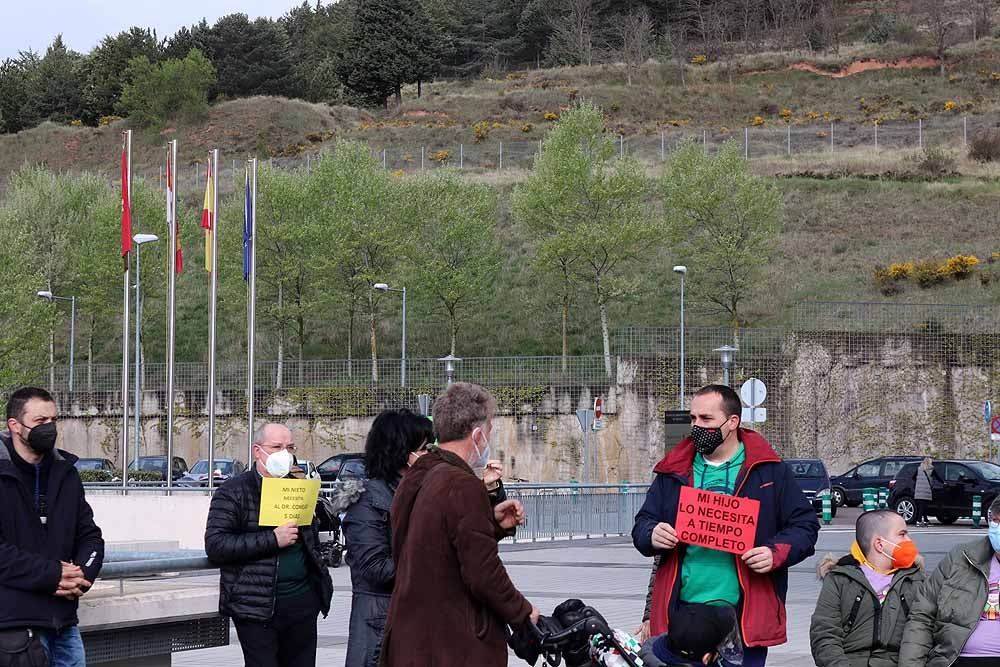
[281,1,354,103]
[0,54,41,133]
[309,141,405,380]
[81,27,161,122]
[513,102,655,377]
[202,15,299,99]
[119,49,215,126]
[35,36,86,123]
[402,171,501,355]
[660,139,783,342]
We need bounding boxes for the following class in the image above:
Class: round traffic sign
[594,397,603,420]
[740,378,767,407]
[992,415,1000,435]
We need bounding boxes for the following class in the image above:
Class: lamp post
[373,283,407,387]
[438,354,462,385]
[714,345,738,386]
[672,266,687,409]
[132,233,160,462]
[37,291,76,393]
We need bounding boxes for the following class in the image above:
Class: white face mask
[470,428,491,475]
[261,448,294,478]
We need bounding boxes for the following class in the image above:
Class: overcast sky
[1,1,302,60]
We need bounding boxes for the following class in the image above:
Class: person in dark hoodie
[810,509,923,667]
[380,382,539,666]
[632,384,819,667]
[205,422,333,667]
[638,603,742,666]
[0,386,104,667]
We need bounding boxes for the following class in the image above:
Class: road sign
[740,378,767,407]
[987,400,993,424]
[992,415,1000,435]
[593,397,604,430]
[742,407,767,423]
[577,409,595,432]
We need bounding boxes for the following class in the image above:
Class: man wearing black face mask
[632,384,818,667]
[0,386,104,667]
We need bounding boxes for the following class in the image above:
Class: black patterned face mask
[691,424,725,455]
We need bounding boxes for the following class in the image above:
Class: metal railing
[504,483,649,543]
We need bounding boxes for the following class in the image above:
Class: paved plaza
[172,508,984,667]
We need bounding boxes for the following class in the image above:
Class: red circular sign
[594,397,603,420]
[992,415,1000,435]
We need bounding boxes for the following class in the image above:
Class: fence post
[306,154,310,172]
[619,134,624,159]
[874,121,878,150]
[964,116,968,147]
[499,141,503,172]
[744,127,749,160]
[703,129,707,152]
[786,123,791,156]
[420,146,425,171]
[918,118,923,150]
[660,131,665,161]
[821,492,832,526]
[159,166,162,190]
[830,122,834,153]
[382,149,387,170]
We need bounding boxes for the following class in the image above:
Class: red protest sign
[676,486,760,555]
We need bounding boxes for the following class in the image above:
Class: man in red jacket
[632,384,818,667]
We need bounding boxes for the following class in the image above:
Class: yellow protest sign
[258,478,322,527]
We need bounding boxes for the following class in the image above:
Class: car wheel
[936,513,958,525]
[894,497,916,524]
[831,488,846,507]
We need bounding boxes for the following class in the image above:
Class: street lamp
[438,354,462,385]
[714,345,738,386]
[37,291,76,393]
[373,283,407,387]
[132,233,160,462]
[672,266,687,409]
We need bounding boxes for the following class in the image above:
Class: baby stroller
[315,479,364,568]
[509,599,643,667]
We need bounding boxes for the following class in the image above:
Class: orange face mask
[881,538,919,569]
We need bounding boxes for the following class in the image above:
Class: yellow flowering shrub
[691,55,707,65]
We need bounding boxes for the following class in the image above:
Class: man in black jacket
[205,422,333,667]
[0,386,104,667]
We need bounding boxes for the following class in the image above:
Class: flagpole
[121,130,132,492]
[166,140,178,489]
[207,149,219,490]
[247,158,258,465]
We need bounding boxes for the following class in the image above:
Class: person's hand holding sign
[651,522,678,550]
[274,521,299,548]
[742,546,774,573]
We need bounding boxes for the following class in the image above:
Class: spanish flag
[201,157,214,272]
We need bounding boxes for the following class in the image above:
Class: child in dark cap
[638,603,741,666]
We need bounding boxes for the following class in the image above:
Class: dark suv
[786,459,837,518]
[888,459,1000,525]
[317,453,365,483]
[830,456,923,507]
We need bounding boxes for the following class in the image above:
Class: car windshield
[129,459,166,472]
[966,462,1000,481]
[789,461,826,478]
[190,461,234,475]
[76,460,104,470]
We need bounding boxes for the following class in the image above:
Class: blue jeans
[39,626,86,667]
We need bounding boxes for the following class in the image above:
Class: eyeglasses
[259,443,296,453]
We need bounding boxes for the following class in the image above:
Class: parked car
[830,456,923,507]
[127,456,189,482]
[176,459,245,487]
[294,459,320,480]
[74,458,115,472]
[317,453,365,483]
[786,458,837,518]
[888,459,1000,525]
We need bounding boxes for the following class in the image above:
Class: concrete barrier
[88,494,212,550]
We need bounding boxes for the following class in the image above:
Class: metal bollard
[878,488,888,509]
[821,492,832,526]
[973,495,983,529]
[863,488,876,512]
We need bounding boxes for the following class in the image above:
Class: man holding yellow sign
[205,423,334,667]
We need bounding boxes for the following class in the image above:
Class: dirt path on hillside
[786,56,940,78]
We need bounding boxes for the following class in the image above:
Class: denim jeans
[39,625,86,667]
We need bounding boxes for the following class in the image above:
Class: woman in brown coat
[380,382,538,667]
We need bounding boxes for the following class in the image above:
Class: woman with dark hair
[342,409,433,667]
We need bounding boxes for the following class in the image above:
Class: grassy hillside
[2,40,1000,359]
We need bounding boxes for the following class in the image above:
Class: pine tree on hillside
[82,28,161,122]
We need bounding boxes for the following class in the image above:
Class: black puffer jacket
[205,469,333,622]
